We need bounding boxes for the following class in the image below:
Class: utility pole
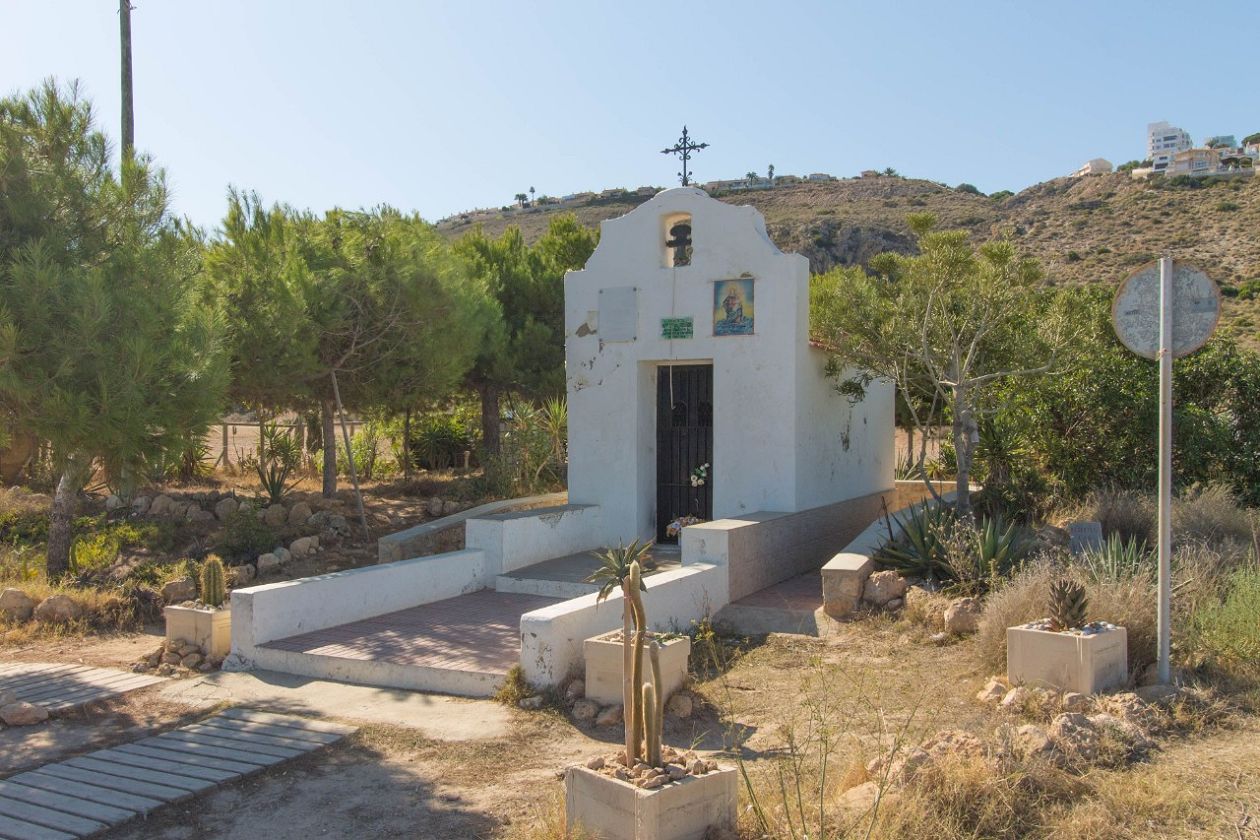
[120,1,135,161]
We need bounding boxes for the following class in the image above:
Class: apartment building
[1147,121,1193,173]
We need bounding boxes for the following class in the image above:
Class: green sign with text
[660,317,694,339]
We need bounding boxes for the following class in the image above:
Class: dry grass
[1172,483,1257,548]
[0,579,155,644]
[1068,489,1155,545]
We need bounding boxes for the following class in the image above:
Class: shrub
[1077,533,1153,582]
[255,422,301,504]
[1216,200,1241,212]
[1171,483,1255,547]
[214,510,276,562]
[411,414,474,471]
[0,488,51,544]
[1073,489,1155,546]
[1189,564,1260,679]
[337,421,390,480]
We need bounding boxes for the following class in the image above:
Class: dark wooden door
[656,364,713,543]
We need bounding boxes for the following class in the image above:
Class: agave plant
[873,503,957,582]
[945,514,1031,595]
[1078,532,1153,583]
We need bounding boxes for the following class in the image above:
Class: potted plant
[567,543,736,839]
[164,555,232,660]
[1007,578,1127,694]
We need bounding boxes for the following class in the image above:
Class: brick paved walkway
[260,589,561,675]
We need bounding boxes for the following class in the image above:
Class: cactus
[200,555,227,609]
[1048,577,1088,631]
[586,541,663,768]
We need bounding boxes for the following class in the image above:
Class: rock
[884,597,904,611]
[922,729,985,760]
[161,577,197,604]
[687,758,707,776]
[585,756,605,770]
[0,701,49,726]
[1061,691,1089,713]
[131,495,152,514]
[237,500,255,516]
[1014,724,1054,757]
[572,699,600,722]
[274,547,292,565]
[255,553,280,574]
[903,585,947,630]
[188,508,216,524]
[181,653,204,669]
[170,502,190,520]
[0,588,38,622]
[231,564,256,586]
[161,651,182,666]
[1135,683,1179,705]
[638,774,665,790]
[866,746,931,784]
[1036,525,1070,549]
[156,664,176,676]
[928,631,948,644]
[518,694,544,710]
[943,597,982,635]
[1048,712,1099,759]
[1088,713,1154,752]
[665,763,687,780]
[105,494,125,511]
[565,679,585,702]
[666,692,694,719]
[263,504,288,528]
[595,705,624,727]
[837,781,881,812]
[1000,686,1031,709]
[327,514,350,536]
[289,536,319,558]
[976,678,1006,704]
[149,494,175,516]
[214,497,239,521]
[33,594,83,623]
[1101,692,1157,728]
[428,497,445,517]
[442,500,460,516]
[862,570,908,608]
[288,501,313,526]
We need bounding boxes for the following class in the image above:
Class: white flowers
[689,462,710,487]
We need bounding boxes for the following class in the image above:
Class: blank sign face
[598,286,638,342]
[1112,262,1220,359]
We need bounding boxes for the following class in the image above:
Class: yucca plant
[1047,577,1089,631]
[255,422,300,504]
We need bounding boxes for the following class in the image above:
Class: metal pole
[1157,255,1173,684]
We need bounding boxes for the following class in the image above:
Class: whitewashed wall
[564,187,892,545]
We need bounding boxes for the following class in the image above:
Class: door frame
[654,362,714,543]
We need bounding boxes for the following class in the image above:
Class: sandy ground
[5,621,1260,839]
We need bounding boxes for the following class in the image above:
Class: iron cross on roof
[660,126,709,186]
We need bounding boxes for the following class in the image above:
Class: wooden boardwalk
[0,664,166,714]
[0,708,354,839]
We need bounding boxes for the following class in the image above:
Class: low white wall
[519,563,727,686]
[466,504,603,576]
[230,549,487,660]
[378,492,567,563]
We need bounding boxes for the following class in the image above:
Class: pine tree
[0,81,228,576]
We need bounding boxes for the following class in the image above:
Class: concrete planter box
[165,605,232,660]
[584,631,690,706]
[1006,624,1127,694]
[565,764,737,840]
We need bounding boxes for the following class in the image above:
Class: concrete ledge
[467,503,603,576]
[712,603,842,637]
[243,645,503,698]
[519,563,726,686]
[231,549,487,656]
[377,492,567,563]
[819,554,874,619]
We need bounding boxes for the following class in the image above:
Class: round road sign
[1111,261,1221,360]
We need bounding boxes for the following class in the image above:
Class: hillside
[436,173,1260,344]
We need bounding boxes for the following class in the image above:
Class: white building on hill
[1147,121,1193,173]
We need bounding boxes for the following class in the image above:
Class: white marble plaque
[598,286,637,342]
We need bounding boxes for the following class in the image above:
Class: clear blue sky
[5,1,1256,229]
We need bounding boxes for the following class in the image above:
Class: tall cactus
[646,640,663,767]
[200,555,227,608]
[626,560,647,763]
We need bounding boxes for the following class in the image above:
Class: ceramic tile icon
[713,278,754,335]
